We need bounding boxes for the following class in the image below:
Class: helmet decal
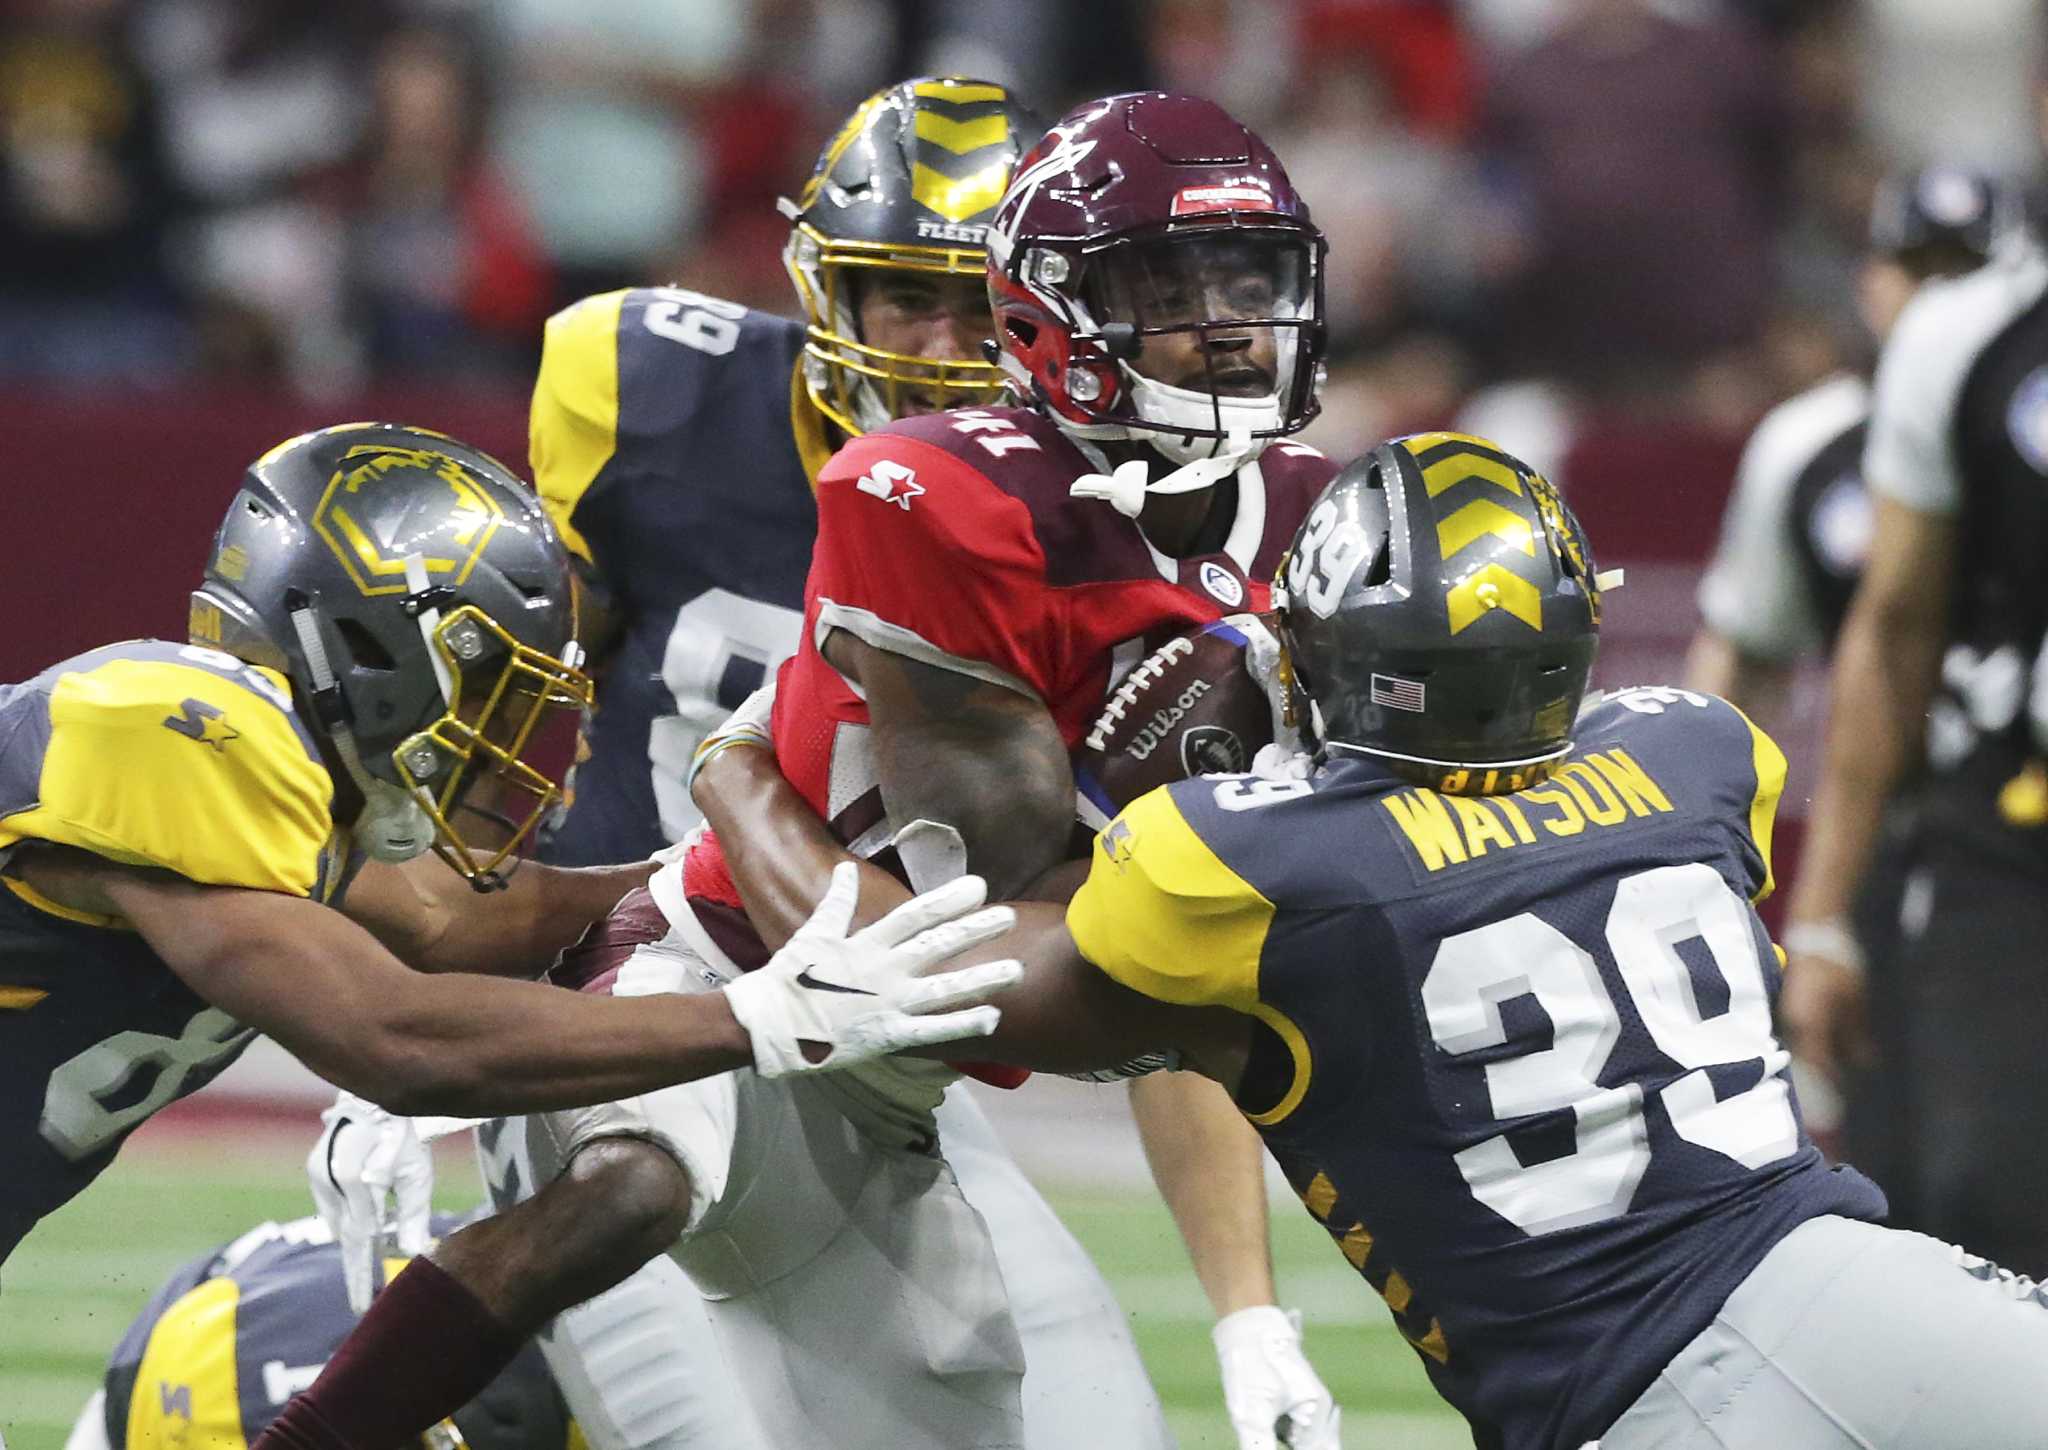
[194,423,588,889]
[310,444,507,597]
[1277,434,1602,792]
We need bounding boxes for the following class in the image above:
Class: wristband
[686,723,771,793]
[1782,918,1865,977]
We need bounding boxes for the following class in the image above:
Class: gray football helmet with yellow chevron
[781,75,1042,434]
[189,423,590,886]
[1274,434,1602,795]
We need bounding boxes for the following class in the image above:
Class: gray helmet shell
[1277,433,1601,789]
[190,422,576,790]
[781,76,1043,434]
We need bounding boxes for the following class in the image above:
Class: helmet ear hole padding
[336,618,396,672]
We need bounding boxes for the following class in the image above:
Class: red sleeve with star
[809,431,1062,701]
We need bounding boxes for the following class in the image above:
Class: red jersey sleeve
[809,430,1059,699]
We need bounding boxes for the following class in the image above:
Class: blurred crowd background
[4,0,2040,430]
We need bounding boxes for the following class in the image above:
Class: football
[1075,618,1277,822]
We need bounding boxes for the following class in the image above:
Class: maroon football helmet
[986,92,1326,464]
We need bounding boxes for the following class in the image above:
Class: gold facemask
[783,222,1009,435]
[389,605,592,887]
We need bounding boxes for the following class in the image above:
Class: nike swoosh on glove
[722,861,1023,1078]
[307,1091,436,1313]
[1214,1304,1344,1450]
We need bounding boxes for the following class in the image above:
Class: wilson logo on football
[1170,183,1276,217]
[853,460,924,510]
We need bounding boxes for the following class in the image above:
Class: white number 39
[1422,862,1798,1236]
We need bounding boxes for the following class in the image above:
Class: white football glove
[1214,1305,1344,1450]
[307,1091,436,1313]
[723,861,1022,1078]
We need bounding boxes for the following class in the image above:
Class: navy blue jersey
[1070,688,1887,1450]
[101,1215,567,1448]
[0,642,349,1266]
[529,288,828,864]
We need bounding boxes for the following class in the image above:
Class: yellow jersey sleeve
[529,290,628,567]
[126,1277,246,1449]
[1724,699,1788,902]
[0,654,335,896]
[1065,785,1275,1012]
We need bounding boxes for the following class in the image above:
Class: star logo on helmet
[853,460,924,510]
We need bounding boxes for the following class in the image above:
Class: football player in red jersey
[258,93,1342,1450]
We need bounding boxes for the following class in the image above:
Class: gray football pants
[1594,1215,2048,1448]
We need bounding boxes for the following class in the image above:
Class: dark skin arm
[10,848,748,1118]
[824,630,1076,899]
[693,739,1252,1083]
[1681,629,1795,739]
[342,855,654,977]
[713,632,1276,1310]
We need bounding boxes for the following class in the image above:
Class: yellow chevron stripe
[914,80,1006,103]
[915,111,1010,154]
[1339,1224,1373,1270]
[1447,563,1543,634]
[0,985,48,1011]
[797,91,889,211]
[911,161,1010,222]
[1422,450,1524,500]
[1301,1172,1338,1222]
[1401,430,1505,455]
[1408,1320,1450,1364]
[1437,498,1536,559]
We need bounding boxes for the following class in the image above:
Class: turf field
[0,1131,1469,1450]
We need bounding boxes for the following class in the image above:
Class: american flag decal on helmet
[1370,674,1426,712]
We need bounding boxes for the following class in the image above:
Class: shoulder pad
[1256,438,1338,496]
[1576,687,1785,899]
[3,642,337,895]
[1068,780,1280,1013]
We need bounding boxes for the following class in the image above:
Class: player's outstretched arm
[340,854,655,977]
[1783,494,1954,1081]
[11,847,1014,1115]
[93,863,753,1115]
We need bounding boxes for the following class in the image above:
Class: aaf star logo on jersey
[162,697,240,752]
[854,460,924,510]
[1101,818,1136,870]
